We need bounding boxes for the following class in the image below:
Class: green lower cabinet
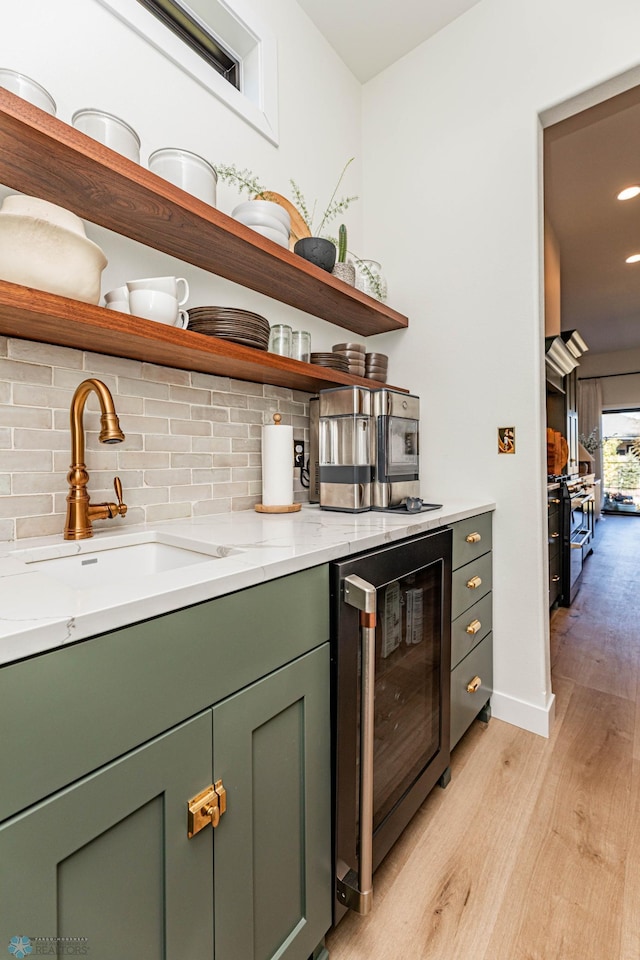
[0,711,215,958]
[0,644,331,960]
[212,643,331,960]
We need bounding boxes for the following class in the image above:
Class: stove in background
[548,474,595,607]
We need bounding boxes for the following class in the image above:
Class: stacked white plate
[232,200,290,249]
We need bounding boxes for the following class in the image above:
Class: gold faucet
[64,378,127,540]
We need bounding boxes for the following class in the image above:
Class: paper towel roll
[262,415,293,506]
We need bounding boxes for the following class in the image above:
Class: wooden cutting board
[547,428,568,474]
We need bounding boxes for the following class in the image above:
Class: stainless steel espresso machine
[371,388,420,510]
[317,386,373,512]
[314,385,425,513]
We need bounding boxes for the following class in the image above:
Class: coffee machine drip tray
[374,498,443,514]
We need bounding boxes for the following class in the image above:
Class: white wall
[0,0,364,350]
[362,0,640,735]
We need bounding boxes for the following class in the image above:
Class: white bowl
[246,224,290,248]
[232,199,290,232]
[0,194,87,236]
[233,208,289,237]
[72,109,141,163]
[0,69,56,115]
[0,198,107,303]
[148,148,217,206]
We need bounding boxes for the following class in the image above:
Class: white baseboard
[490,690,556,738]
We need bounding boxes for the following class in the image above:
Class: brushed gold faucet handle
[113,476,127,517]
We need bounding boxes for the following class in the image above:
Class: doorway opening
[601,409,640,514]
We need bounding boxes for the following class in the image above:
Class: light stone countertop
[0,500,495,666]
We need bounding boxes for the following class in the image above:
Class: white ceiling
[296,0,483,82]
[297,0,640,359]
[545,87,640,356]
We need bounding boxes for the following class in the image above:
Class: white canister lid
[148,148,218,181]
[72,108,141,148]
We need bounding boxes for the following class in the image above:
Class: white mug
[126,276,189,306]
[129,288,187,326]
[104,284,129,304]
[106,300,130,314]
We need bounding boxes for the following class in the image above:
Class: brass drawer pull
[551,574,560,582]
[549,498,560,504]
[466,575,482,590]
[466,618,482,635]
[187,780,227,838]
[465,532,481,544]
[550,531,560,538]
[466,676,482,694]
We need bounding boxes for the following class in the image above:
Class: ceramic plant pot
[331,261,356,285]
[294,237,336,272]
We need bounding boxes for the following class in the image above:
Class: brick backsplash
[0,337,311,541]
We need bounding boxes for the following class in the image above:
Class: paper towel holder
[255,413,302,514]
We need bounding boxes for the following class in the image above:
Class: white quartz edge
[0,500,495,666]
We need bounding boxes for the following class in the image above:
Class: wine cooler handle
[338,573,376,916]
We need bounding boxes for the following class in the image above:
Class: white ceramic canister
[148,148,217,206]
[0,69,56,115]
[72,109,141,163]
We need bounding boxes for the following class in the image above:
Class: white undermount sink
[14,533,242,591]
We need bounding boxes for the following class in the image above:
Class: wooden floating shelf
[0,90,409,339]
[0,281,408,394]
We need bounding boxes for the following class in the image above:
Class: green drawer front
[451,592,493,669]
[451,551,493,620]
[0,564,329,824]
[451,632,493,748]
[450,513,493,570]
[548,509,561,543]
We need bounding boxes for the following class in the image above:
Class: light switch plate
[498,427,515,454]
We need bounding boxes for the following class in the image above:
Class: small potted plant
[331,224,356,285]
[290,158,357,272]
[215,158,359,271]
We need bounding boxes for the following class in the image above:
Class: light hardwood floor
[326,514,640,960]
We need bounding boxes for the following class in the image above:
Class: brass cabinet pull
[466,619,482,635]
[465,532,481,544]
[466,676,482,694]
[187,780,227,838]
[550,531,560,538]
[466,575,482,590]
[549,498,561,504]
[551,574,560,582]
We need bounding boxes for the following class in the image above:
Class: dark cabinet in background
[548,484,562,606]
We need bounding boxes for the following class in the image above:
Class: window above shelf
[0,89,409,339]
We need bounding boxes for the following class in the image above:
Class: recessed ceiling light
[618,186,640,200]
[626,254,640,263]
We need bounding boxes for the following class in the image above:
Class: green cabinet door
[0,711,214,960]
[212,643,332,960]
